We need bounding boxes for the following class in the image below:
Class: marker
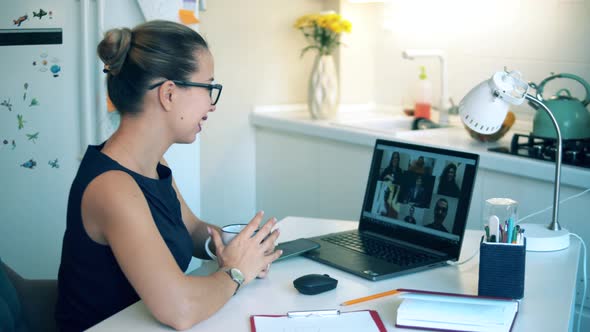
[488,215,500,243]
[507,217,514,245]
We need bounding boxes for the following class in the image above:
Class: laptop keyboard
[321,232,436,266]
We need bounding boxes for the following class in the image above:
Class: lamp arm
[525,93,562,231]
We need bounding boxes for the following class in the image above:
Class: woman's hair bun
[97,28,133,76]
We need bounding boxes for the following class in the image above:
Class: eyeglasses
[148,79,223,105]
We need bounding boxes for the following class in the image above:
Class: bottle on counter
[414,66,432,119]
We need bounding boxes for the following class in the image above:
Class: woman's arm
[159,158,218,259]
[82,171,281,330]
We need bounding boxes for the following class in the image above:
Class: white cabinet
[256,128,372,221]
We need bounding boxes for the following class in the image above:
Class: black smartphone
[275,238,320,262]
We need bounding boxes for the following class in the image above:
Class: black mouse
[293,274,338,295]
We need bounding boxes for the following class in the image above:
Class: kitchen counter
[250,104,589,188]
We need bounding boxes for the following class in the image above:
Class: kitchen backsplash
[338,0,590,128]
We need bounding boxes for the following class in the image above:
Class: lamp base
[520,223,570,252]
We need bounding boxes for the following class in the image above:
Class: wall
[340,0,590,125]
[197,0,336,225]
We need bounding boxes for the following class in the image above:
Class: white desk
[88,217,581,331]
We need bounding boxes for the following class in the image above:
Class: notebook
[304,139,479,280]
[395,289,518,332]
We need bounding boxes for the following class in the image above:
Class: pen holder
[478,236,526,299]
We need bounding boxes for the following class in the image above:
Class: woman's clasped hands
[209,211,282,284]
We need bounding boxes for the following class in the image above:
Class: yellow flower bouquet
[294,12,352,57]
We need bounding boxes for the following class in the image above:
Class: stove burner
[489,133,590,169]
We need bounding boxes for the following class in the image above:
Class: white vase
[308,54,339,120]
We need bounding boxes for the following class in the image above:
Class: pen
[340,289,401,306]
[287,309,340,317]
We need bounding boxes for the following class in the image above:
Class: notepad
[395,289,519,332]
[250,310,386,332]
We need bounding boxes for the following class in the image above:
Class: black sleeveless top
[55,144,194,331]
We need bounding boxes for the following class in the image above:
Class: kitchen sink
[331,116,414,133]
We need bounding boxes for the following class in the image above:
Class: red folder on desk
[250,309,386,332]
[395,289,519,332]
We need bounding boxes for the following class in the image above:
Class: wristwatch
[222,267,245,295]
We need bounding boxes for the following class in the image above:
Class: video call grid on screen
[363,144,477,242]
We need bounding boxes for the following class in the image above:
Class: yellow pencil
[339,289,401,306]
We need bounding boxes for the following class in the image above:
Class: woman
[437,163,461,197]
[55,21,282,331]
[379,151,402,183]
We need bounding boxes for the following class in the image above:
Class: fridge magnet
[50,64,61,77]
[33,9,48,20]
[26,132,39,143]
[17,114,26,129]
[23,83,28,101]
[178,9,199,25]
[20,158,37,169]
[33,52,53,72]
[2,139,17,150]
[1,99,13,112]
[48,158,60,168]
[13,14,28,27]
[29,98,39,107]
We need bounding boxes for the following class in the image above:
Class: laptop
[304,139,479,281]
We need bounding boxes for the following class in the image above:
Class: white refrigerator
[0,0,202,278]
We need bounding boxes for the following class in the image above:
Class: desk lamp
[458,69,569,252]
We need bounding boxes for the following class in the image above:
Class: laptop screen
[359,139,479,259]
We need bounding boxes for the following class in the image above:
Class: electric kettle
[528,73,590,140]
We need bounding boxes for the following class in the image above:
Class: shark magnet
[33,9,48,20]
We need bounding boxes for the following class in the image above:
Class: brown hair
[97,20,209,114]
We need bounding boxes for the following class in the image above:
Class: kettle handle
[536,73,590,107]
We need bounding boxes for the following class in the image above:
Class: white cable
[447,247,480,266]
[518,188,590,223]
[570,233,587,332]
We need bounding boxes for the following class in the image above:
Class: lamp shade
[459,71,529,134]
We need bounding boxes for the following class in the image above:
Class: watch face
[230,268,245,284]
